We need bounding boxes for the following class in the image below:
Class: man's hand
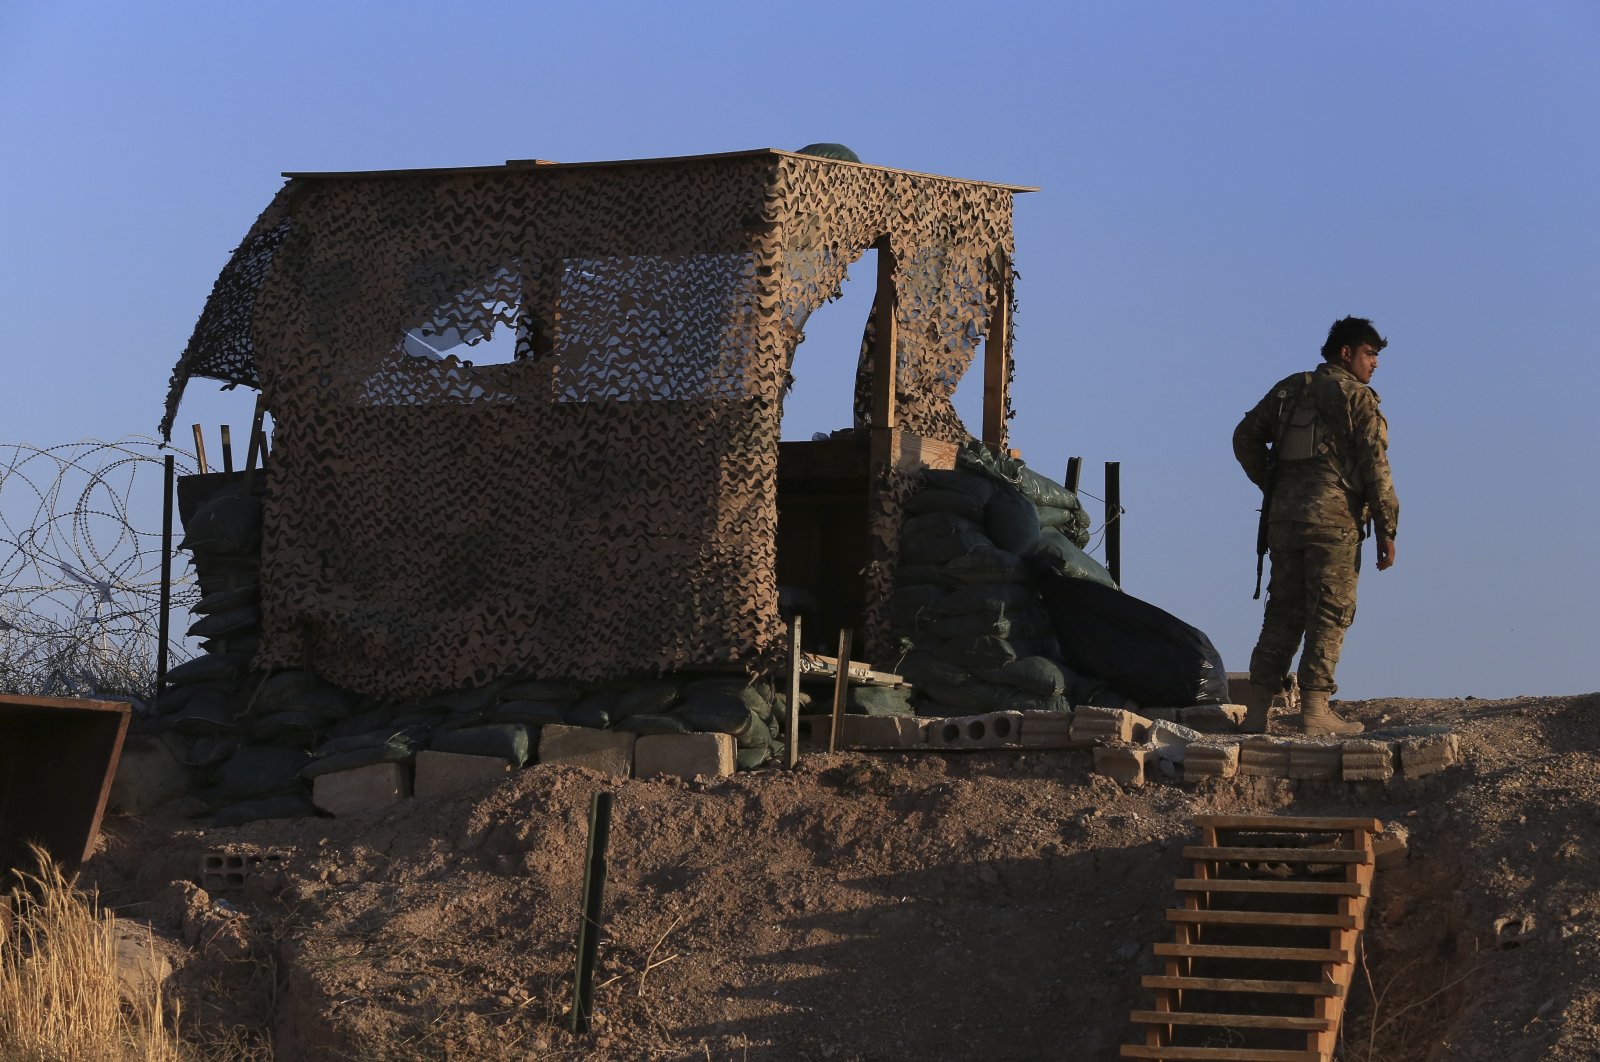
[1377,538,1397,571]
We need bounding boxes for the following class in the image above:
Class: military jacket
[1233,363,1399,539]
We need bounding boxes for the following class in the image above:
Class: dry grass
[0,847,185,1062]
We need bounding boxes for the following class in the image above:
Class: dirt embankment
[86,692,1600,1061]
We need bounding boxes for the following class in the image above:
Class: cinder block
[1237,736,1291,778]
[1018,710,1086,748]
[926,712,1023,749]
[538,725,636,776]
[1342,739,1396,782]
[1287,739,1342,780]
[1400,733,1460,778]
[1149,720,1204,759]
[312,762,410,816]
[1069,706,1151,745]
[200,849,289,892]
[1093,745,1152,786]
[838,714,925,748]
[414,750,514,798]
[1179,703,1247,733]
[1183,743,1240,781]
[633,732,735,779]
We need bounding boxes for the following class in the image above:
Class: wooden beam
[785,615,802,770]
[828,629,852,754]
[871,239,898,432]
[981,252,1011,453]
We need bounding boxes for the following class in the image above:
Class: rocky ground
[85,691,1600,1061]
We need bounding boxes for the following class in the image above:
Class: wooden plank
[1120,1046,1321,1061]
[1155,943,1352,963]
[1176,878,1366,897]
[1166,909,1358,929]
[798,653,904,687]
[871,238,898,432]
[1130,1011,1330,1032]
[1196,814,1382,833]
[827,629,852,754]
[981,253,1010,453]
[1185,846,1370,865]
[1141,975,1342,998]
[784,615,802,770]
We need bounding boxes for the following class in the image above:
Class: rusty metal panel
[0,694,130,886]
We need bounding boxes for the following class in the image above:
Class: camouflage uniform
[1234,363,1399,694]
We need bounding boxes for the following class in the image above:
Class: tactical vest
[1272,371,1368,521]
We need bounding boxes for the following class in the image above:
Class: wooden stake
[154,454,175,705]
[828,628,852,754]
[785,615,802,769]
[190,425,208,475]
[571,791,614,1035]
[982,252,1012,453]
[220,424,234,473]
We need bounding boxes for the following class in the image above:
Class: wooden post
[571,791,614,1034]
[1105,461,1122,587]
[154,454,175,706]
[1065,456,1082,496]
[982,252,1011,454]
[241,396,267,496]
[828,629,852,754]
[220,425,234,473]
[190,425,208,475]
[785,615,802,770]
[870,240,898,433]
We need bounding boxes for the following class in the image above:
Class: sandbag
[168,692,245,735]
[210,746,311,802]
[499,679,581,703]
[737,712,772,750]
[917,679,1058,715]
[615,682,681,718]
[212,794,317,827]
[932,582,1038,616]
[248,710,323,746]
[166,652,252,687]
[614,714,691,735]
[431,724,531,766]
[901,512,993,566]
[983,485,1042,556]
[929,610,1012,642]
[848,685,915,716]
[896,652,972,688]
[905,488,986,523]
[187,605,260,640]
[943,547,1029,585]
[735,745,772,770]
[179,494,263,555]
[677,692,753,736]
[1032,559,1229,707]
[302,732,419,778]
[943,635,1019,672]
[193,584,259,615]
[979,655,1071,696]
[889,584,948,629]
[922,468,999,507]
[493,700,569,726]
[1028,529,1117,588]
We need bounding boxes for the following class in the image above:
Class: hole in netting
[780,248,876,441]
[400,300,521,366]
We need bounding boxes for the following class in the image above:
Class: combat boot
[1240,680,1274,734]
[1300,690,1364,736]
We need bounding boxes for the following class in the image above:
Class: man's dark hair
[1321,316,1387,362]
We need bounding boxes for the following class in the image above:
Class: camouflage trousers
[1249,522,1360,694]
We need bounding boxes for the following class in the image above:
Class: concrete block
[538,725,636,776]
[1287,739,1343,780]
[200,849,289,892]
[926,712,1023,750]
[838,714,925,749]
[414,750,514,798]
[1400,733,1461,778]
[1149,719,1205,764]
[1237,736,1291,778]
[1069,706,1151,745]
[312,762,410,816]
[1342,739,1396,782]
[1140,707,1181,723]
[1018,710,1087,748]
[1179,703,1247,733]
[1183,743,1240,781]
[109,735,195,813]
[633,733,735,779]
[1093,745,1153,786]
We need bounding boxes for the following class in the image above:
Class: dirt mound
[83,692,1600,1060]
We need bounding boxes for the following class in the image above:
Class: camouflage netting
[163,151,1020,697]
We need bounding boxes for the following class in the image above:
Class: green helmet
[795,142,861,163]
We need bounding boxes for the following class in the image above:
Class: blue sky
[3,1,1596,699]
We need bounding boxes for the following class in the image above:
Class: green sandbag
[431,724,531,766]
[257,669,327,709]
[330,708,396,738]
[616,681,681,718]
[943,547,1029,585]
[944,635,1019,671]
[901,512,993,566]
[931,582,1037,616]
[166,652,252,686]
[848,685,914,716]
[566,702,613,729]
[889,584,948,630]
[980,655,1070,696]
[983,483,1042,556]
[178,494,263,555]
[894,563,955,588]
[929,610,1012,642]
[898,652,972,688]
[678,692,754,736]
[919,680,1063,715]
[1036,505,1077,529]
[302,733,418,778]
[187,605,260,640]
[614,714,691,735]
[212,794,316,827]
[248,710,323,745]
[736,745,772,770]
[1028,529,1117,588]
[193,584,259,615]
[264,685,356,721]
[210,746,312,801]
[922,469,998,506]
[493,700,569,725]
[905,488,986,523]
[499,679,581,702]
[168,692,245,735]
[737,712,772,750]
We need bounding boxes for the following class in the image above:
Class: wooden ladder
[1121,814,1380,1062]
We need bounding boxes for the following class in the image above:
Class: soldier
[1233,316,1399,735]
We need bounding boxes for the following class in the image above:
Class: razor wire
[0,439,198,702]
